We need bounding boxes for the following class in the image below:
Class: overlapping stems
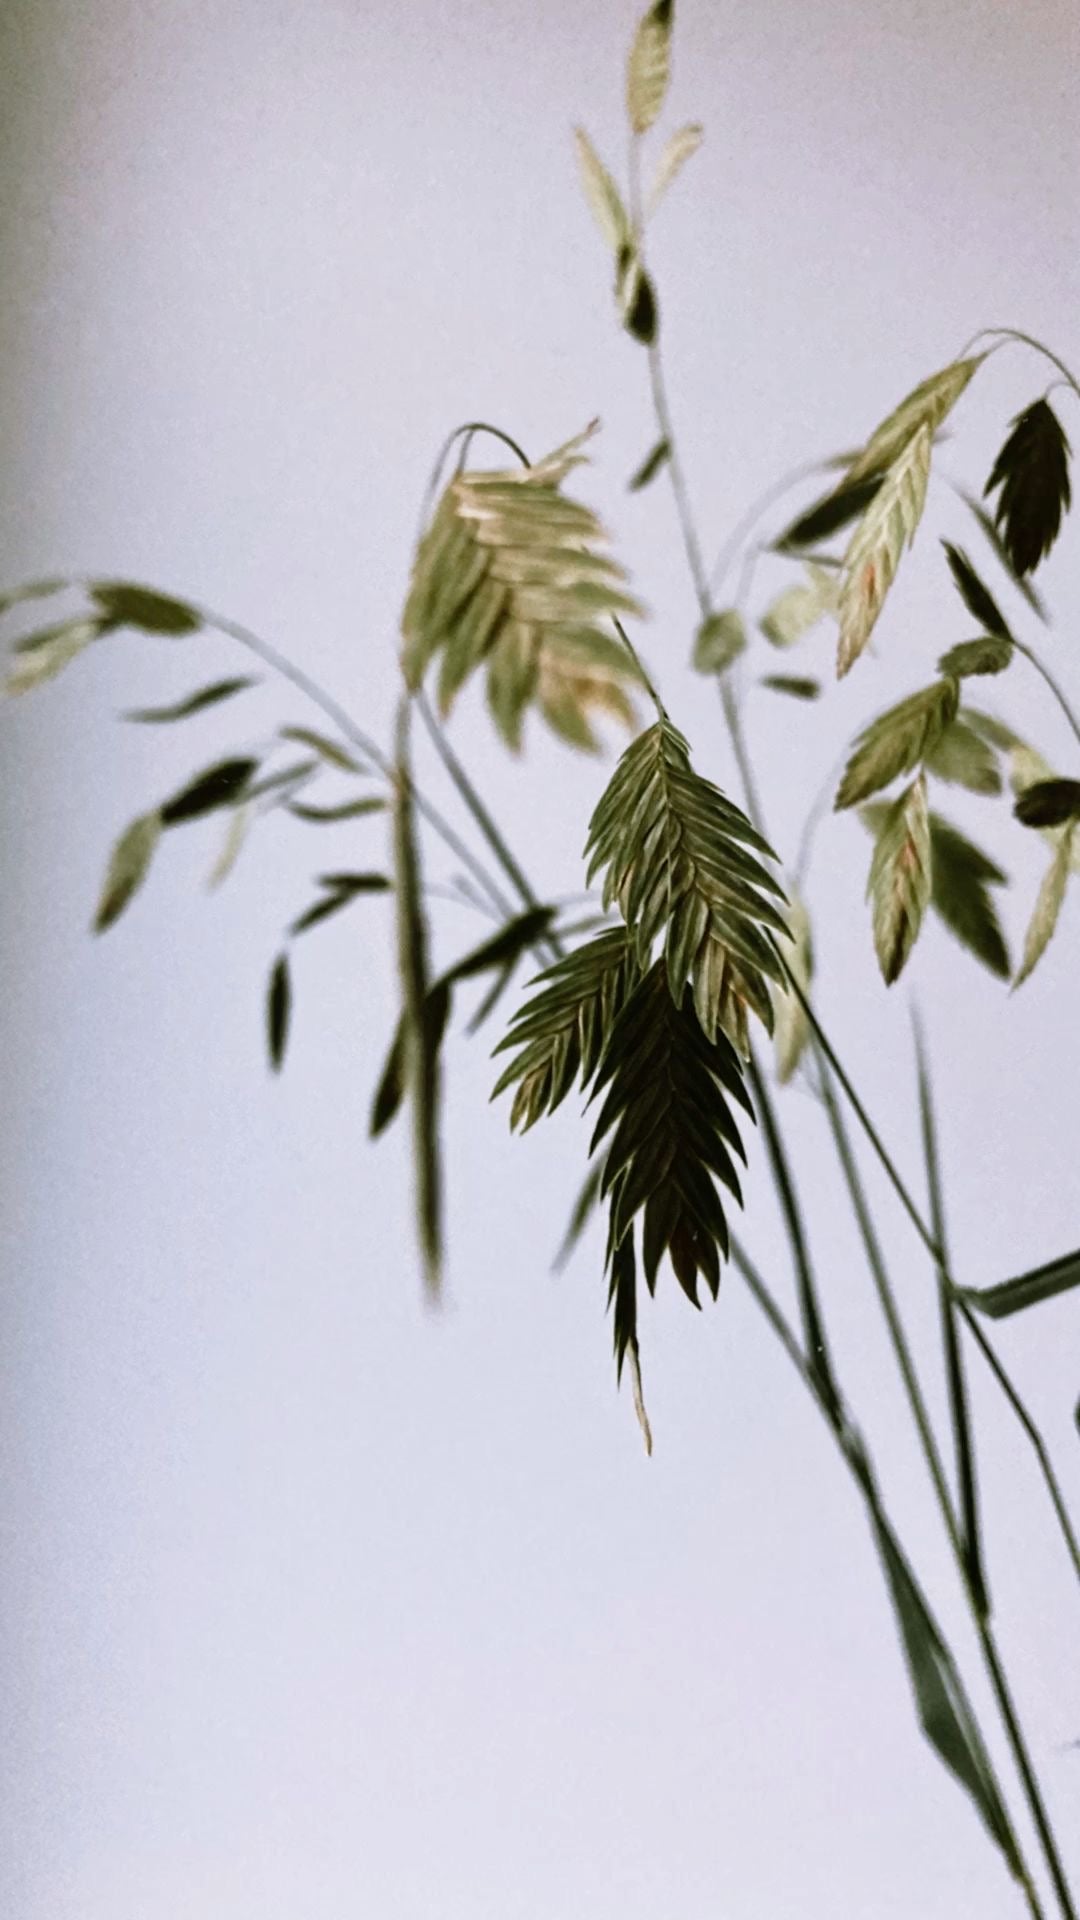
[378,364,1077,1901]
[625,223,1076,1907]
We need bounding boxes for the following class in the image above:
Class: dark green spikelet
[984,399,1071,576]
[590,961,755,1307]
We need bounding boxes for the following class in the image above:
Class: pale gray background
[2,1,1078,1915]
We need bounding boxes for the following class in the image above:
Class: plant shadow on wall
[4,3,1080,1914]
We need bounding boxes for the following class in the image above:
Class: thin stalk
[644,343,772,836]
[791,747,849,892]
[788,970,943,1258]
[960,1307,1080,1589]
[729,1233,1043,1920]
[709,452,856,602]
[748,1052,840,1418]
[979,1626,1078,1920]
[965,329,1080,407]
[392,695,442,1300]
[203,607,516,923]
[914,1013,989,1619]
[646,344,712,613]
[818,1044,1072,1914]
[790,959,1080,1577]
[416,691,563,963]
[612,613,667,718]
[642,316,1076,1911]
[644,315,1080,1608]
[719,674,770,841]
[1010,636,1080,756]
[418,420,531,542]
[940,471,1048,623]
[817,1063,960,1553]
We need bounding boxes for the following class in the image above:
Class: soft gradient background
[2,2,1078,1915]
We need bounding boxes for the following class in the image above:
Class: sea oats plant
[3,3,1079,1912]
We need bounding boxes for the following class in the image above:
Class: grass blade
[729,1235,1032,1896]
[266,953,291,1071]
[392,697,443,1299]
[914,1015,988,1619]
[959,1248,1080,1320]
[748,1053,839,1418]
[959,1306,1080,1591]
[552,1157,606,1272]
[122,676,256,722]
[870,1508,1021,1878]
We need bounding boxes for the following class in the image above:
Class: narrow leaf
[443,905,555,985]
[370,982,452,1141]
[288,875,391,936]
[552,1158,606,1272]
[392,701,442,1297]
[369,911,551,1139]
[287,795,385,823]
[941,543,1011,640]
[760,674,821,699]
[914,1020,987,1618]
[959,487,1047,619]
[93,811,163,933]
[871,1512,1023,1877]
[317,871,393,895]
[1014,825,1074,987]
[573,127,630,252]
[867,774,931,984]
[279,725,366,772]
[960,1247,1080,1320]
[628,438,671,491]
[123,677,256,722]
[245,759,319,805]
[4,617,100,695]
[775,471,885,552]
[646,122,703,218]
[91,581,201,635]
[0,576,69,619]
[465,961,517,1035]
[266,953,291,1071]
[626,0,673,133]
[161,757,258,825]
[207,803,253,890]
[288,893,357,936]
